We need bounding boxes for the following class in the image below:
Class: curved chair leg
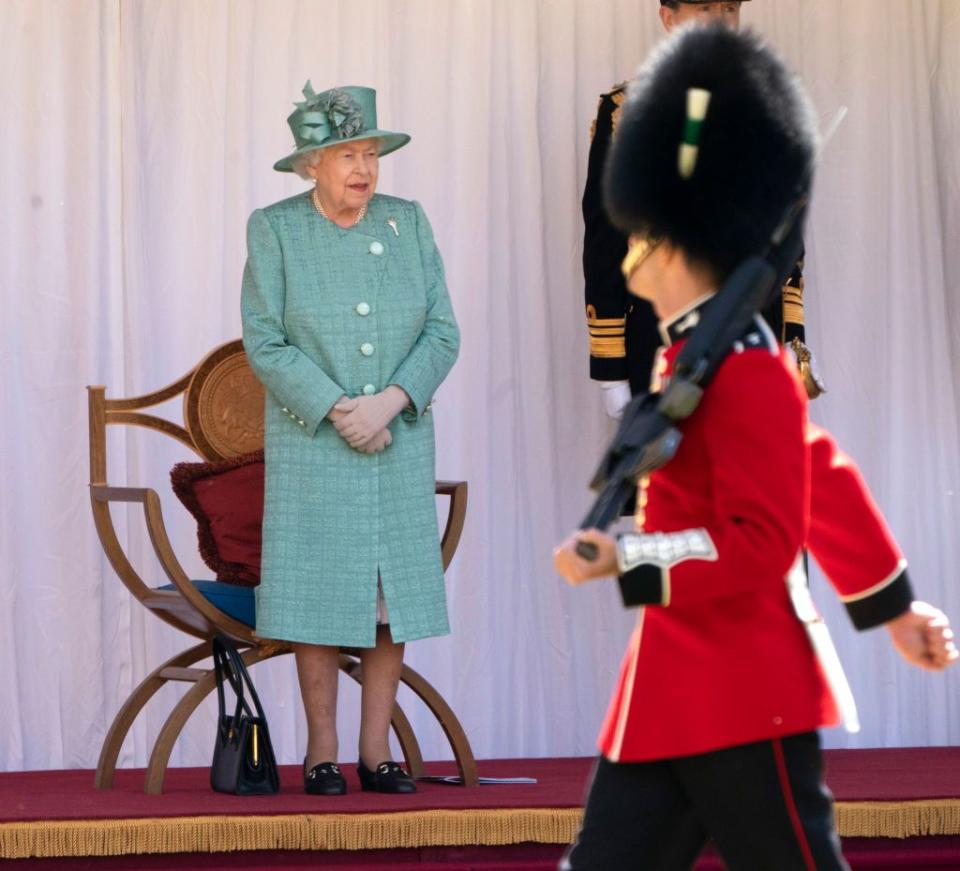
[397,662,479,786]
[145,645,285,794]
[95,641,210,789]
[338,654,425,778]
[143,648,428,793]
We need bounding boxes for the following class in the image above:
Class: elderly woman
[241,83,459,795]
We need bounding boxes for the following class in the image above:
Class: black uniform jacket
[583,85,808,394]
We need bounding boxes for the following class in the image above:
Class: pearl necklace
[312,187,367,226]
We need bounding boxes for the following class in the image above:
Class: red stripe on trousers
[772,738,817,871]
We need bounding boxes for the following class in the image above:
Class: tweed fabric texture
[241,192,460,647]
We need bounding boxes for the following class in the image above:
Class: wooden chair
[88,339,476,793]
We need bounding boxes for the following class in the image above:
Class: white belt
[786,554,861,734]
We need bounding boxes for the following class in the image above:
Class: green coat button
[360,343,375,356]
[362,384,376,395]
[356,302,371,316]
[369,241,384,256]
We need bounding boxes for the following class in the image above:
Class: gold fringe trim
[6,801,960,859]
[0,808,582,860]
[835,800,960,839]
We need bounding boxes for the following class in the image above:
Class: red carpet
[1,758,587,822]
[3,750,960,868]
[8,749,960,823]
[823,747,960,800]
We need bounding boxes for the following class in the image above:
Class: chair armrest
[435,481,468,572]
[89,484,245,639]
[91,485,152,504]
[90,485,194,593]
[137,490,250,634]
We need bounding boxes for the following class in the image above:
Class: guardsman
[557,24,956,869]
[584,0,822,419]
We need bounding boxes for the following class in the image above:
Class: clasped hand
[327,386,409,454]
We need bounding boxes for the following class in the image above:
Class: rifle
[576,200,806,560]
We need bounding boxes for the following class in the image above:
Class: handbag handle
[225,637,270,723]
[213,637,245,739]
[212,635,269,729]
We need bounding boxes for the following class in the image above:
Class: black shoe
[304,760,347,795]
[357,759,417,794]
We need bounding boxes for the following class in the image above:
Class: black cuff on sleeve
[590,356,629,382]
[845,568,915,631]
[618,564,664,608]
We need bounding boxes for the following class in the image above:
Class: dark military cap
[604,25,815,280]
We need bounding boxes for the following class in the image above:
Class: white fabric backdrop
[1,0,958,772]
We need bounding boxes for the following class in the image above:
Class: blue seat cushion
[158,580,256,628]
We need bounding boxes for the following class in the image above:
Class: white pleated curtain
[1,0,958,771]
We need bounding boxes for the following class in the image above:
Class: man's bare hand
[886,601,959,671]
[553,528,619,586]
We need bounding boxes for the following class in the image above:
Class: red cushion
[170,450,264,586]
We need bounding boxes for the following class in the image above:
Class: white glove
[332,386,409,448]
[358,428,393,455]
[599,380,632,421]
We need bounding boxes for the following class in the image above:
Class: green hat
[273,83,410,173]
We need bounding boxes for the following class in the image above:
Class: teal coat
[241,192,460,647]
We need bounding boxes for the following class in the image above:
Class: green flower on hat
[296,83,364,142]
[273,82,411,173]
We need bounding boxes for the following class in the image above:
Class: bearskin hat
[603,24,817,280]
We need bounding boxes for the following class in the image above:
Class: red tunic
[598,309,911,763]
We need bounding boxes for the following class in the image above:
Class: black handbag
[210,635,280,795]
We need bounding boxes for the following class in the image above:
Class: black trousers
[561,732,848,871]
